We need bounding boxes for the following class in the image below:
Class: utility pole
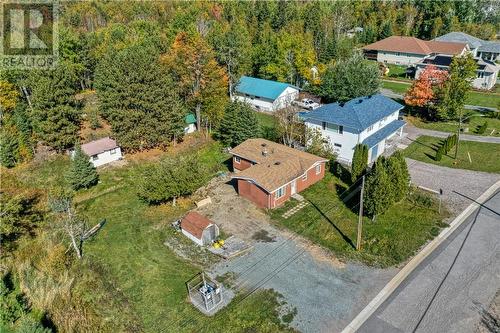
[454,112,462,159]
[357,176,365,251]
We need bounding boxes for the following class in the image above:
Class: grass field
[406,115,500,137]
[270,173,448,267]
[402,135,500,173]
[7,140,295,332]
[382,80,500,109]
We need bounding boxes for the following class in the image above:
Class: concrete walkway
[404,123,500,144]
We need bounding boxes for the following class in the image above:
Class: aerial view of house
[77,137,122,167]
[2,1,499,333]
[230,138,327,209]
[362,35,468,65]
[435,31,500,62]
[415,54,499,90]
[304,94,405,163]
[233,76,299,112]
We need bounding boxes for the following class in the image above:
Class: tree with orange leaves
[404,65,448,108]
[162,32,228,132]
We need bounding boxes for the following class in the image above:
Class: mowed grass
[270,173,448,267]
[382,80,500,108]
[10,141,294,333]
[406,115,500,137]
[255,111,278,129]
[403,135,500,173]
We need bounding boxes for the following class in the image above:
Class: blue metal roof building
[303,94,404,133]
[235,76,298,101]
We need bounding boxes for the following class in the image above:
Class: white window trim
[302,172,308,181]
[276,186,286,198]
[234,156,241,164]
[315,164,321,175]
[110,148,117,155]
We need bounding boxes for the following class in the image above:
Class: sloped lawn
[403,135,500,173]
[270,173,448,267]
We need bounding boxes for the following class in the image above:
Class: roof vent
[368,95,372,99]
[357,99,363,104]
[274,161,281,165]
[261,143,267,147]
[339,102,345,107]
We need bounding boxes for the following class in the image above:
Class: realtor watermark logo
[1,0,59,69]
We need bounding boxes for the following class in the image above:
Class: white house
[233,76,299,112]
[362,36,468,66]
[180,212,219,246]
[304,94,405,164]
[79,137,122,167]
[415,54,499,90]
[434,32,500,62]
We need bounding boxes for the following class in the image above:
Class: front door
[291,180,297,195]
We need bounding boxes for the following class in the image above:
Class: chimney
[262,148,268,157]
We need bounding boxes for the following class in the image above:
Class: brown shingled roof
[81,137,118,156]
[180,212,213,239]
[362,36,466,56]
[230,138,327,192]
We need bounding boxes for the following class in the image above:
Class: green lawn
[9,141,295,333]
[382,80,500,109]
[402,135,500,173]
[406,115,500,137]
[255,111,278,128]
[385,64,411,80]
[270,173,448,267]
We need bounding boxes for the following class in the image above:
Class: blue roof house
[233,76,299,112]
[303,94,405,164]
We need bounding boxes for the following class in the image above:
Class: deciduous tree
[318,52,380,103]
[404,65,447,108]
[162,32,228,131]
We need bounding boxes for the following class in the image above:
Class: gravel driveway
[201,181,397,333]
[406,158,499,215]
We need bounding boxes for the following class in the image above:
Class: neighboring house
[303,94,405,164]
[180,212,219,246]
[185,113,197,134]
[362,36,468,65]
[346,27,364,39]
[415,55,499,90]
[233,76,299,112]
[78,137,122,167]
[230,138,327,209]
[434,32,500,62]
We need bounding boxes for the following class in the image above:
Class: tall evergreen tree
[351,144,368,183]
[215,101,260,147]
[95,44,186,150]
[67,145,98,190]
[364,157,392,218]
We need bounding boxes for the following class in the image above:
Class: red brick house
[230,139,328,209]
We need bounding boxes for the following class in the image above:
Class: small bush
[435,145,444,161]
[476,121,488,134]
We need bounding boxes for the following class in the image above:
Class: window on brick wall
[235,156,241,163]
[302,173,308,181]
[276,186,286,198]
[315,164,321,175]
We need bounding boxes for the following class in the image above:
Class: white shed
[180,212,219,246]
[79,137,122,167]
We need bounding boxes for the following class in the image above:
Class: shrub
[435,144,444,161]
[351,144,368,183]
[476,121,488,134]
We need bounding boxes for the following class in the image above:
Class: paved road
[405,158,500,213]
[404,123,500,144]
[358,190,500,333]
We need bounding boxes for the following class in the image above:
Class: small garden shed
[180,212,219,246]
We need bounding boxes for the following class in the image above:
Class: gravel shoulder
[406,158,500,215]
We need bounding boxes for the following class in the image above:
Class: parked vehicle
[294,98,320,110]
